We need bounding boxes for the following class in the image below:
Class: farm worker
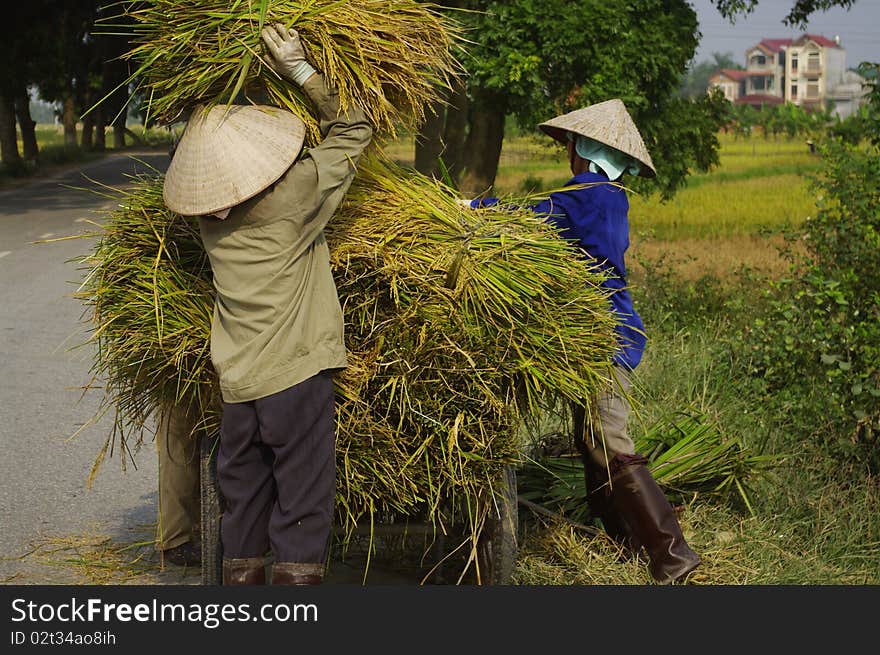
[162,24,372,585]
[467,99,700,584]
[155,401,201,568]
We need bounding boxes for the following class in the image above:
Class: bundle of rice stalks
[328,154,619,536]
[76,155,619,564]
[75,176,217,475]
[112,0,462,138]
[517,409,777,524]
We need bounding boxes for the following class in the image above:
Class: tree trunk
[81,114,94,150]
[441,79,470,184]
[459,89,507,197]
[80,86,94,150]
[62,95,77,146]
[13,89,39,162]
[414,92,448,179]
[0,94,22,170]
[113,111,126,149]
[94,106,106,151]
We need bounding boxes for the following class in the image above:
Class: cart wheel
[200,431,223,585]
[476,464,518,584]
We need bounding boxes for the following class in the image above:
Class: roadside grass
[516,490,879,584]
[1,123,176,185]
[25,124,177,149]
[618,237,880,584]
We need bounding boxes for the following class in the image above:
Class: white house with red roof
[708,34,865,117]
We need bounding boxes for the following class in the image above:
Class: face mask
[568,133,641,180]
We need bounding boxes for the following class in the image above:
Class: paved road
[0,151,178,583]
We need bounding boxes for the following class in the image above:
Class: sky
[690,0,880,68]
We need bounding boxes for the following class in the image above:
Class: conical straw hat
[163,104,306,216]
[538,99,655,178]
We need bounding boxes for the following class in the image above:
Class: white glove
[261,23,317,86]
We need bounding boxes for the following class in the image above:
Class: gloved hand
[261,23,317,86]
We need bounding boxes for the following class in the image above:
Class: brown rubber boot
[581,456,642,557]
[222,557,266,585]
[271,562,324,585]
[571,403,638,553]
[609,454,701,584]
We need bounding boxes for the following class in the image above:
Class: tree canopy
[712,0,858,27]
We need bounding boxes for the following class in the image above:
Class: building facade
[708,34,866,117]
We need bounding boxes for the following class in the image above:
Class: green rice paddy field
[387,131,820,281]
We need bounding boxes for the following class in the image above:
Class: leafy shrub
[747,137,880,469]
[632,248,762,331]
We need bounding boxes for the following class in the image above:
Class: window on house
[791,54,798,72]
[807,78,819,98]
[752,77,766,91]
[791,84,798,98]
[807,52,820,72]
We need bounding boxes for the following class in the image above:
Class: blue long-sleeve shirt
[472,171,646,370]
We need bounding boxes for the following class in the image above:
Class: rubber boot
[271,562,324,585]
[609,454,701,584]
[222,557,266,585]
[581,456,642,557]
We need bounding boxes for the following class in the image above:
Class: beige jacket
[198,75,372,403]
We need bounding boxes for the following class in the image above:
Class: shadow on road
[0,152,171,218]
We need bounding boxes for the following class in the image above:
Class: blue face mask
[568,134,641,180]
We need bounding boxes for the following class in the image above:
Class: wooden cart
[199,432,519,585]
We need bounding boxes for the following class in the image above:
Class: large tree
[417,0,728,198]
[0,4,57,169]
[34,2,102,148]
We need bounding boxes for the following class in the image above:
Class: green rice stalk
[517,409,779,523]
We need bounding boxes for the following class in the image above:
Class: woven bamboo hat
[163,104,306,216]
[538,99,655,178]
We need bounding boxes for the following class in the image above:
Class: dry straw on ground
[514,504,754,585]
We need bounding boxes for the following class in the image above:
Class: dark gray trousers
[218,371,336,564]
